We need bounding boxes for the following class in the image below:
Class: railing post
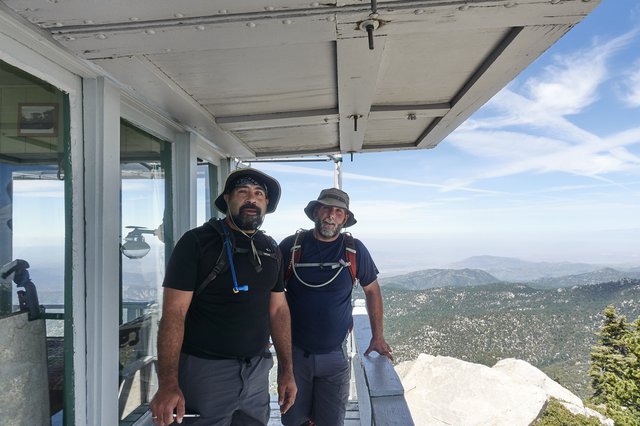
[351,301,414,425]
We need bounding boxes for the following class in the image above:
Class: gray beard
[315,217,343,238]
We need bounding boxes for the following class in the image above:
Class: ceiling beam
[415,27,521,148]
[336,35,387,153]
[214,102,450,131]
[216,108,339,131]
[369,103,450,121]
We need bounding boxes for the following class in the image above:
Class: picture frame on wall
[17,103,59,137]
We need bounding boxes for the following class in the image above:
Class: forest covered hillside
[365,279,640,399]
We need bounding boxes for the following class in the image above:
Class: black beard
[232,205,264,230]
[315,217,343,238]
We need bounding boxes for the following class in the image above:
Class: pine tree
[619,316,639,417]
[590,305,629,403]
[589,305,640,424]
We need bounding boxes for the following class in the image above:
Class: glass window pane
[196,162,218,225]
[0,59,68,425]
[119,120,171,421]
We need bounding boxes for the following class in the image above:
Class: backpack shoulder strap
[195,218,230,295]
[284,229,357,287]
[343,232,358,286]
[196,220,282,295]
[259,231,282,269]
[284,229,308,284]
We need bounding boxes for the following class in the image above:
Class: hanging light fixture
[120,226,162,259]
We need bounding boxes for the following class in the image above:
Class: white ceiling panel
[148,42,337,117]
[374,29,508,105]
[1,0,601,159]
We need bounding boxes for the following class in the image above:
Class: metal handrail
[350,300,414,425]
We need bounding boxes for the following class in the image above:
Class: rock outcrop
[395,354,613,425]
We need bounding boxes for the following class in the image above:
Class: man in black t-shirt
[150,168,296,426]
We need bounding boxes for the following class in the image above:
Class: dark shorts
[281,344,350,426]
[178,352,274,425]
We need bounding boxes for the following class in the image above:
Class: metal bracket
[348,114,363,132]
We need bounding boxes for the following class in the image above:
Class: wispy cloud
[342,171,499,194]
[256,162,498,194]
[13,180,65,198]
[447,30,640,187]
[526,180,640,194]
[464,31,635,128]
[446,129,640,190]
[351,192,640,238]
[622,61,640,107]
[523,30,636,114]
[461,88,601,144]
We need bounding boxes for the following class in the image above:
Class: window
[197,161,219,225]
[0,59,69,425]
[118,120,172,420]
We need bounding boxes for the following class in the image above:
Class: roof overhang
[1,0,601,159]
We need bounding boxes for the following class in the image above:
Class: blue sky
[252,0,640,275]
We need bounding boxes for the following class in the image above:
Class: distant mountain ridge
[379,268,500,290]
[381,265,640,290]
[529,267,640,289]
[447,255,635,282]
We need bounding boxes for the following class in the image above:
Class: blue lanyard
[220,221,249,293]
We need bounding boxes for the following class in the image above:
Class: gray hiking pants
[178,351,274,425]
[281,344,350,426]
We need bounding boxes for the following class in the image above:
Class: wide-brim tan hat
[214,168,281,214]
[304,188,356,227]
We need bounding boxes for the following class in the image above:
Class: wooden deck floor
[268,398,360,425]
[126,399,360,425]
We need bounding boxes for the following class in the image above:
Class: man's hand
[277,369,297,414]
[150,385,185,425]
[364,336,394,362]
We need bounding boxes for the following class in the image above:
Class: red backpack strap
[285,229,307,284]
[343,232,358,286]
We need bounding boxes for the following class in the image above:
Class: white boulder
[395,354,613,426]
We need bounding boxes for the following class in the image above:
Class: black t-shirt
[163,220,283,359]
